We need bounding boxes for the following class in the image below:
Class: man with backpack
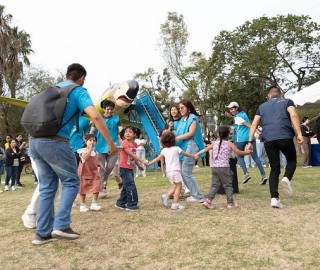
[27,63,117,245]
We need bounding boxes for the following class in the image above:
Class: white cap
[227,101,239,108]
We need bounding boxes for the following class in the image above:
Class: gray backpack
[21,84,80,137]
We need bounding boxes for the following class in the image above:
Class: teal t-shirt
[55,81,93,139]
[70,116,91,152]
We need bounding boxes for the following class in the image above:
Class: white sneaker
[4,185,9,191]
[72,203,77,208]
[21,213,37,229]
[90,203,102,211]
[194,165,199,169]
[281,177,293,197]
[135,174,139,178]
[0,189,2,193]
[80,205,89,212]
[98,190,107,199]
[143,174,146,177]
[162,173,166,177]
[161,194,168,207]
[271,198,284,209]
[11,186,16,191]
[171,203,185,210]
[34,182,38,185]
[186,196,204,203]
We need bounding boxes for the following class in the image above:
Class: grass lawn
[1,155,320,269]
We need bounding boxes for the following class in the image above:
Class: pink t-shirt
[161,146,182,173]
[119,140,137,169]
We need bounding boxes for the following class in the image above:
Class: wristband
[247,141,253,143]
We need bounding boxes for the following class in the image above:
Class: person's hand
[244,149,251,155]
[138,165,144,171]
[108,142,118,155]
[98,163,106,172]
[297,134,304,145]
[225,111,232,118]
[142,160,148,166]
[247,143,253,152]
[194,154,199,160]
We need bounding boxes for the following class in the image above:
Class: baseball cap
[227,102,239,108]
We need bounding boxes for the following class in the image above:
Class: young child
[194,126,250,209]
[115,125,148,211]
[147,131,195,210]
[77,134,105,212]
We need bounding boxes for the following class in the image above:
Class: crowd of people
[0,63,308,246]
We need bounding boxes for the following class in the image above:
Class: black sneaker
[32,233,57,245]
[126,206,139,211]
[118,183,123,189]
[51,228,80,240]
[16,183,25,188]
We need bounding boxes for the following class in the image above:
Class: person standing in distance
[248,85,303,209]
[92,100,123,198]
[29,63,117,245]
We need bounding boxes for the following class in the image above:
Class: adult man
[29,63,117,245]
[93,100,123,198]
[248,86,303,208]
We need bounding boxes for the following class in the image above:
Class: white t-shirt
[161,146,182,173]
[77,148,97,163]
[135,139,146,150]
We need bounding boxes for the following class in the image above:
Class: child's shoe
[171,203,185,210]
[203,199,213,209]
[227,202,238,209]
[90,202,102,211]
[80,205,89,212]
[161,194,168,207]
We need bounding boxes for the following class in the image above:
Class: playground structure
[125,90,166,163]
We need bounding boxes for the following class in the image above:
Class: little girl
[77,134,105,212]
[147,131,195,210]
[115,125,148,211]
[194,126,250,209]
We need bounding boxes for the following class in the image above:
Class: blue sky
[2,0,320,102]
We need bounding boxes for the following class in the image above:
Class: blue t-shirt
[255,95,295,143]
[55,81,93,139]
[94,114,121,154]
[70,116,91,152]
[233,111,251,143]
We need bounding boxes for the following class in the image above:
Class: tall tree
[0,5,13,96]
[4,26,33,98]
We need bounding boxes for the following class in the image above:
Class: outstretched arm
[147,154,164,166]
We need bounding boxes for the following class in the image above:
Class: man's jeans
[264,139,296,198]
[180,140,204,200]
[117,168,138,209]
[30,138,79,237]
[236,140,266,176]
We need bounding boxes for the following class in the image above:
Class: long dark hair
[168,104,182,122]
[215,126,230,159]
[179,99,199,116]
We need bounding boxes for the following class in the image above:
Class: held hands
[244,149,251,155]
[142,160,148,166]
[193,154,199,160]
[247,143,253,152]
[138,165,144,171]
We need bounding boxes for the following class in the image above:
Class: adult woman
[166,104,182,132]
[15,134,27,188]
[226,102,267,185]
[175,99,205,202]
[4,139,22,191]
[301,116,313,168]
[135,132,147,177]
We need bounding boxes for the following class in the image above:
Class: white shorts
[166,170,183,184]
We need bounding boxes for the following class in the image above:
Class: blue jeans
[0,161,4,181]
[180,140,204,200]
[30,138,79,237]
[117,168,138,209]
[256,142,266,165]
[236,140,266,176]
[5,165,18,186]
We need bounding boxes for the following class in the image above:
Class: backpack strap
[56,84,81,131]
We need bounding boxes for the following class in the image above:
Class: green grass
[1,155,320,269]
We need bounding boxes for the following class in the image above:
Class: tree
[0,5,12,96]
[134,67,176,116]
[211,14,320,95]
